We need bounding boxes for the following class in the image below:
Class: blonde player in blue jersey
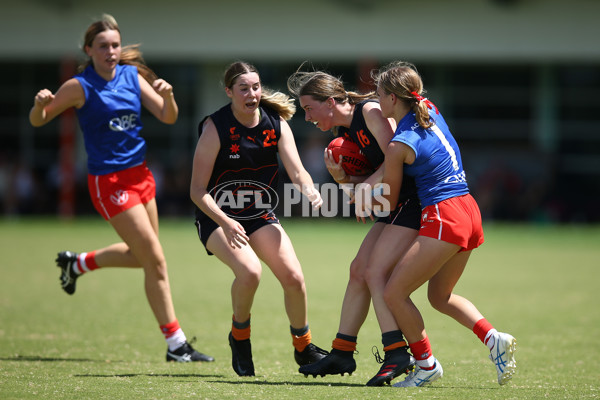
[29,14,213,363]
[365,61,517,387]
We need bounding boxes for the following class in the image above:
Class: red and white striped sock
[473,318,498,350]
[409,337,436,370]
[73,251,100,275]
[160,319,187,351]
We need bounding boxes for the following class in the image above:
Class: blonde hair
[78,14,157,84]
[371,61,434,129]
[223,61,296,120]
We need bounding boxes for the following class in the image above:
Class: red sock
[409,337,435,369]
[473,318,495,345]
[75,251,99,275]
[160,319,181,339]
[160,319,187,350]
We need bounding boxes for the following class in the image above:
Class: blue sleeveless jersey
[75,64,145,175]
[391,110,469,207]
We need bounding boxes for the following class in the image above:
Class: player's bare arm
[278,119,323,209]
[139,75,178,124]
[190,118,248,247]
[29,78,85,127]
[381,141,413,210]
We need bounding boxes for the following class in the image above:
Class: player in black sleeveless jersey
[288,69,420,385]
[190,61,328,377]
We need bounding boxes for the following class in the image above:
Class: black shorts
[194,210,280,256]
[376,196,421,230]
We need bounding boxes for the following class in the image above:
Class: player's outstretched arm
[29,79,84,127]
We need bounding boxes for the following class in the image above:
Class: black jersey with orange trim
[338,100,384,170]
[195,104,282,221]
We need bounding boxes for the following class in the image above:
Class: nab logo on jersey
[229,143,240,159]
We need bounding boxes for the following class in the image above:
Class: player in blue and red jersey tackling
[364,61,517,387]
[29,14,212,363]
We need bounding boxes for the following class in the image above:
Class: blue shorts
[194,210,279,256]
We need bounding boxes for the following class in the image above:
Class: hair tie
[411,91,439,115]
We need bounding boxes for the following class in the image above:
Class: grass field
[1,217,599,399]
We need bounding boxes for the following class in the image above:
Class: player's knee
[363,264,385,289]
[383,284,399,308]
[427,290,450,313]
[279,270,306,293]
[348,258,367,286]
[238,267,262,289]
[141,254,167,278]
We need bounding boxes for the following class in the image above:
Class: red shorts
[88,163,156,221]
[419,194,484,252]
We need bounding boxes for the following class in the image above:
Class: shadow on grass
[76,373,225,379]
[73,375,360,384]
[209,379,500,390]
[208,379,365,387]
[0,355,109,362]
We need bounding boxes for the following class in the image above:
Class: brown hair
[287,66,377,135]
[223,61,296,120]
[287,68,376,105]
[78,14,157,83]
[371,61,434,129]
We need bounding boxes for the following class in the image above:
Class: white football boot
[393,358,443,387]
[489,332,517,385]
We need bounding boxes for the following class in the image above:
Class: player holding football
[190,61,328,377]
[28,14,213,362]
[287,69,421,386]
[367,60,517,387]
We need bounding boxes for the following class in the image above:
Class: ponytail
[260,89,296,121]
[119,44,157,84]
[372,61,437,129]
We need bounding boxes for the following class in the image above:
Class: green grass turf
[1,217,599,399]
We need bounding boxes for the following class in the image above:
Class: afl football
[327,137,374,176]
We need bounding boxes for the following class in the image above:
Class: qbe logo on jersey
[211,180,279,220]
[109,113,138,132]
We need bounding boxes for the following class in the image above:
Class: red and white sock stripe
[161,320,187,351]
[73,251,99,275]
